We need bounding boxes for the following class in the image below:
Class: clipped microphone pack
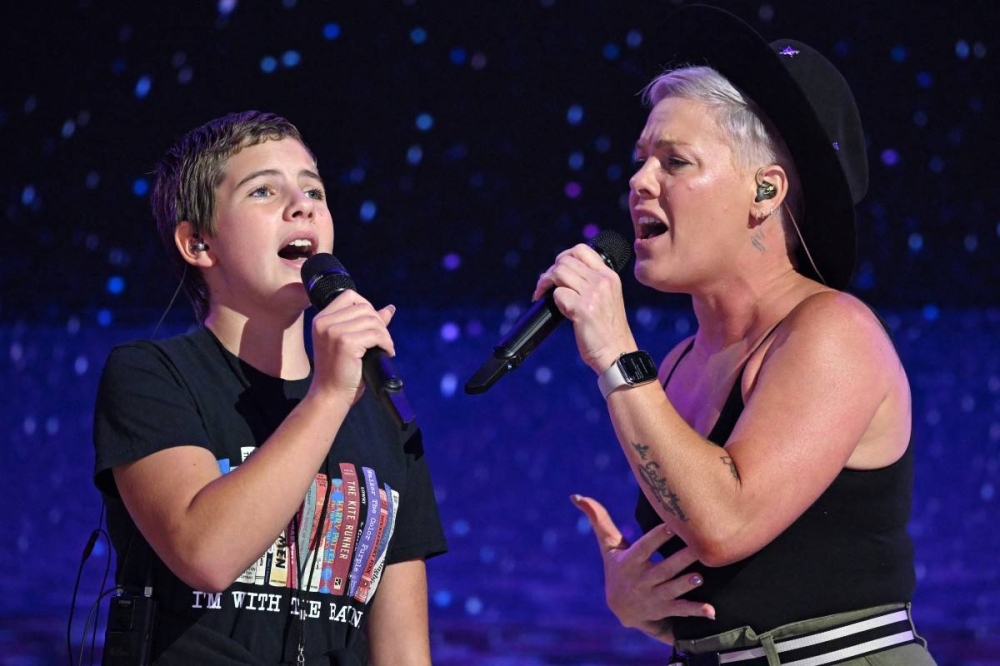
[465,230,632,394]
[300,254,415,429]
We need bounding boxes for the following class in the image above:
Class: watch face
[620,351,658,384]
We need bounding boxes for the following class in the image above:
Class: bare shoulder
[744,290,911,469]
[788,289,882,328]
[772,290,895,358]
[747,289,904,399]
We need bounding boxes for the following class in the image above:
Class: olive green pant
[675,603,938,665]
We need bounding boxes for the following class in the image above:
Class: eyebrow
[235,168,324,189]
[635,138,692,152]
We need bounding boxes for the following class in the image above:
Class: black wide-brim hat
[645,4,868,289]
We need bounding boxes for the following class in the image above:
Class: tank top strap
[662,338,696,388]
[662,320,788,444]
[706,318,788,444]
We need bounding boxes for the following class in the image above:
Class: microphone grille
[589,230,632,273]
[301,253,356,310]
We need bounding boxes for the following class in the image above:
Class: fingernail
[689,574,703,586]
[569,494,582,504]
[707,608,716,620]
[387,304,397,314]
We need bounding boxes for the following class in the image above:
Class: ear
[749,164,789,225]
[173,221,215,268]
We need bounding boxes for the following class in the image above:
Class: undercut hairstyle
[150,110,312,322]
[642,66,804,254]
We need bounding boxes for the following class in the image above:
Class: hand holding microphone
[465,230,632,394]
[301,254,415,428]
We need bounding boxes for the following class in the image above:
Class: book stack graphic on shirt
[220,452,398,606]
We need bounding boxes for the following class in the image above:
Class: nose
[286,189,316,221]
[629,161,659,199]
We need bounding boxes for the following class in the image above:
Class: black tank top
[635,332,916,639]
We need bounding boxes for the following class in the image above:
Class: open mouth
[277,238,315,261]
[637,216,669,240]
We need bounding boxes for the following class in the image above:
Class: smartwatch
[598,351,658,399]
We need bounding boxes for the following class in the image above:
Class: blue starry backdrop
[2,1,998,664]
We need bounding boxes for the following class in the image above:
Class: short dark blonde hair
[151,111,311,322]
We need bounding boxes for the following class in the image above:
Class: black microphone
[465,230,633,395]
[301,253,415,429]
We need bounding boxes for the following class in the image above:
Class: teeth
[278,237,314,261]
[636,216,668,240]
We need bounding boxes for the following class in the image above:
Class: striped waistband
[669,608,918,666]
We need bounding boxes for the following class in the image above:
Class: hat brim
[644,5,858,289]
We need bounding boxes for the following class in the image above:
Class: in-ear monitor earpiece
[755,181,777,202]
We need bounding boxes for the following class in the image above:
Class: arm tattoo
[721,455,740,481]
[631,442,689,522]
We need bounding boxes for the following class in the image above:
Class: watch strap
[598,351,657,399]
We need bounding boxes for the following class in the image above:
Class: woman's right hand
[571,494,715,643]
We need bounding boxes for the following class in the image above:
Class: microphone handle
[464,292,564,394]
[494,292,564,363]
[362,348,415,430]
[464,235,630,396]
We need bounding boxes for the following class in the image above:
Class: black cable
[88,520,113,666]
[78,586,126,666]
[68,502,108,666]
[294,459,334,661]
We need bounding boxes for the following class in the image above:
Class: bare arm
[537,246,909,566]
[114,394,350,592]
[112,291,396,591]
[607,293,906,565]
[367,560,431,666]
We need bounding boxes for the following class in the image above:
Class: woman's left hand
[571,494,715,643]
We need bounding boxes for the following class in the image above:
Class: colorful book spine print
[302,474,329,591]
[297,480,317,567]
[317,479,345,593]
[374,485,397,566]
[347,467,382,598]
[353,487,390,603]
[329,463,360,595]
[256,543,271,586]
[268,529,290,587]
[236,560,257,585]
[286,514,299,589]
[363,486,398,602]
[358,488,398,603]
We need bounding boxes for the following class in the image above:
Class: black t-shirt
[94,327,448,665]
